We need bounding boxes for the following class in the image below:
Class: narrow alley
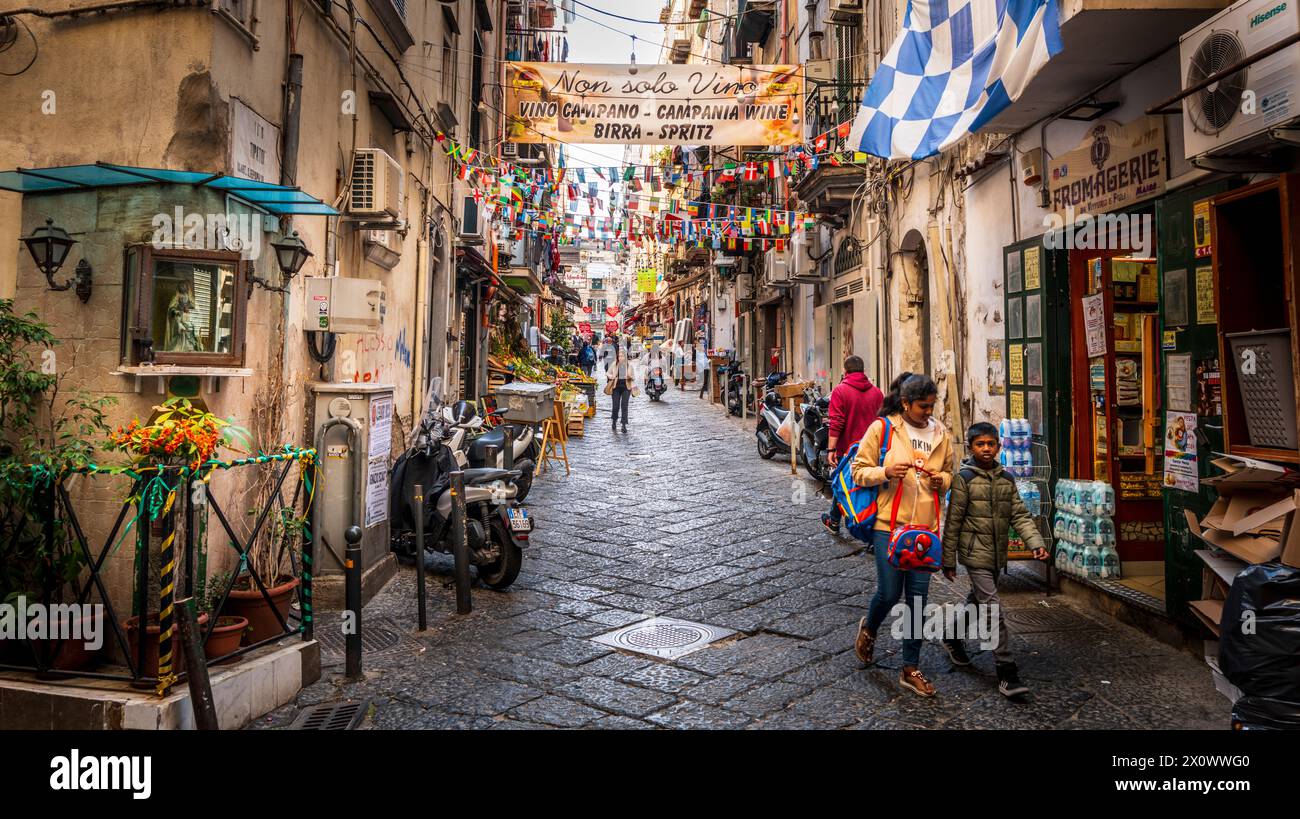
[263,382,1228,730]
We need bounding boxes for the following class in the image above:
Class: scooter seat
[770,404,790,421]
[467,425,527,465]
[463,467,520,485]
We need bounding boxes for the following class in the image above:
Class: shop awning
[663,269,708,297]
[0,162,338,216]
[502,264,543,296]
[551,281,582,305]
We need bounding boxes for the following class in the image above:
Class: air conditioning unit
[1180,0,1300,161]
[766,249,792,287]
[348,148,403,218]
[735,272,755,303]
[304,276,387,333]
[827,0,862,25]
[791,242,828,283]
[459,195,487,245]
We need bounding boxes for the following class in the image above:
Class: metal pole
[789,395,799,476]
[344,525,363,680]
[301,455,316,642]
[175,597,218,730]
[502,424,514,470]
[414,484,427,631]
[132,492,151,688]
[449,470,472,615]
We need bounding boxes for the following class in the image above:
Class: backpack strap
[959,466,979,483]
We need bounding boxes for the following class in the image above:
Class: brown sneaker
[854,617,876,666]
[900,666,936,698]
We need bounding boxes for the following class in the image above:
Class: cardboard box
[1185,504,1289,566]
[1189,598,1224,636]
[1204,452,1298,494]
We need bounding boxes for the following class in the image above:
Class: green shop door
[1002,238,1071,478]
[1158,179,1234,623]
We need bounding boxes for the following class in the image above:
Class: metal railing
[0,448,316,693]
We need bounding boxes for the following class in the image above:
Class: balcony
[979,0,1231,131]
[669,24,692,63]
[688,0,707,16]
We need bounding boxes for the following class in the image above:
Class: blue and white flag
[848,0,1063,161]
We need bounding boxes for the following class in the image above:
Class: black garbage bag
[1219,562,1300,701]
[1231,694,1300,730]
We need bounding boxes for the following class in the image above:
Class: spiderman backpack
[830,418,893,542]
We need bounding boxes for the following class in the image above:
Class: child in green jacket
[940,422,1050,700]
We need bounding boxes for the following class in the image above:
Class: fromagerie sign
[505,62,803,145]
[1049,117,1166,217]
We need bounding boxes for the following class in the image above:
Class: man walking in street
[822,356,884,535]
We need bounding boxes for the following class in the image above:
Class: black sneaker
[997,663,1031,699]
[621,424,628,434]
[820,512,840,536]
[942,639,973,667]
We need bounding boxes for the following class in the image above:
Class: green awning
[0,162,338,216]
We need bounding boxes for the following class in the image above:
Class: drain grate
[316,624,402,655]
[1003,606,1099,633]
[289,700,368,731]
[591,616,734,660]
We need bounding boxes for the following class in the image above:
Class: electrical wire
[0,16,38,76]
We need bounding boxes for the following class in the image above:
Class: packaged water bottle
[1080,515,1100,546]
[1053,511,1068,540]
[1055,543,1071,574]
[1083,544,1102,578]
[999,419,1014,439]
[1072,542,1087,576]
[1019,482,1041,517]
[1096,517,1116,547]
[1066,513,1082,545]
[1096,483,1116,517]
[1101,544,1121,579]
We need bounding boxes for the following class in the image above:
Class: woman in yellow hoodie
[850,374,954,697]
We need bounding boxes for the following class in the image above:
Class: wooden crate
[566,409,585,437]
[775,381,811,399]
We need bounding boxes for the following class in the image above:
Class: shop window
[123,246,249,367]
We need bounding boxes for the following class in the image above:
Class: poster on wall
[987,340,1006,396]
[1163,411,1199,493]
[637,269,658,292]
[1010,390,1026,420]
[504,62,804,145]
[1082,293,1107,357]
[1195,265,1216,324]
[1024,247,1041,290]
[1009,343,1025,386]
[1194,199,1212,258]
[1164,268,1188,327]
[1167,353,1192,412]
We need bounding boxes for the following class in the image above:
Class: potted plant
[125,611,208,678]
[196,570,247,663]
[105,396,249,671]
[0,300,116,672]
[224,507,304,646]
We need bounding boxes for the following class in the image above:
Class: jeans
[611,385,631,426]
[865,528,931,666]
[828,495,843,523]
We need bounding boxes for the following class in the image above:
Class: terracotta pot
[126,612,209,678]
[203,616,249,663]
[223,576,300,645]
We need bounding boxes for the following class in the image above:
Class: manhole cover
[316,624,402,656]
[591,617,734,660]
[1003,607,1099,633]
[289,700,368,730]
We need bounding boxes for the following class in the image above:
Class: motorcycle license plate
[509,508,533,532]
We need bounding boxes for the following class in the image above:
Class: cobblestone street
[262,378,1229,730]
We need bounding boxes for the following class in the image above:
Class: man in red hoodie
[822,355,885,535]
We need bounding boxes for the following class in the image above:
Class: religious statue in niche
[165,279,201,352]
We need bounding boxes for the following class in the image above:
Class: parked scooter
[721,359,747,417]
[443,400,539,501]
[389,381,532,589]
[799,385,831,483]
[756,371,803,461]
[646,365,668,401]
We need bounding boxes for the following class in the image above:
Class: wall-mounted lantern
[22,217,92,303]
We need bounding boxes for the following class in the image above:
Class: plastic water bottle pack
[1051,479,1120,579]
[998,418,1034,478]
